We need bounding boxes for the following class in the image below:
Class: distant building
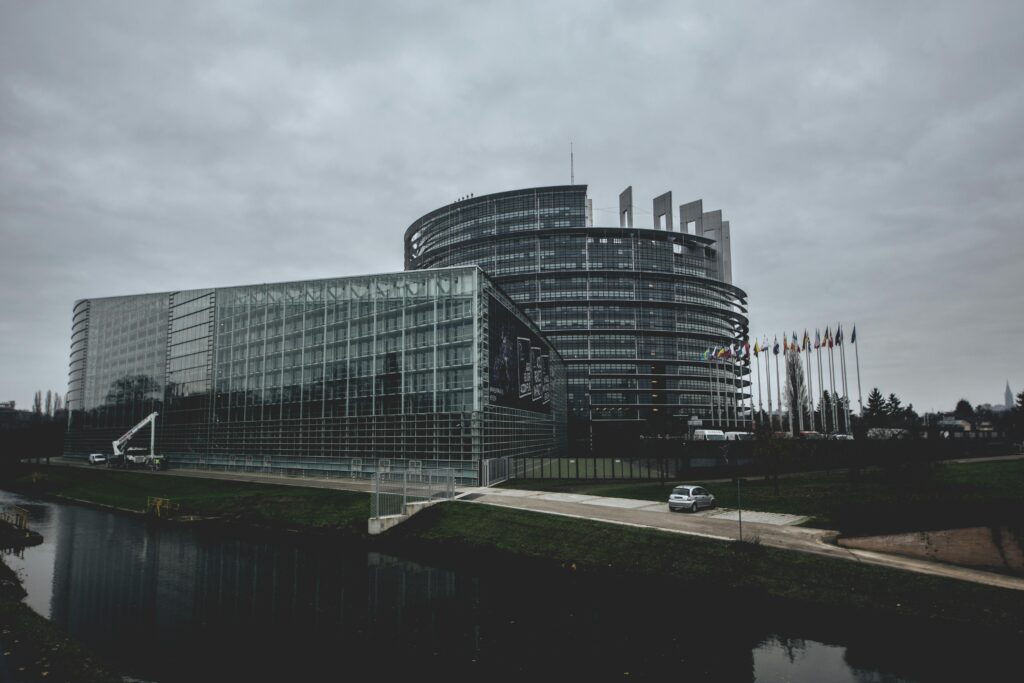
[404,184,750,454]
[65,267,567,484]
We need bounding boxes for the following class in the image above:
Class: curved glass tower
[405,185,749,452]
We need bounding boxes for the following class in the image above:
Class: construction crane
[111,412,162,468]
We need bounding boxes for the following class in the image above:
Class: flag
[791,331,799,352]
[836,324,843,346]
[753,340,760,356]
[814,329,821,349]
[851,325,857,344]
[773,336,780,355]
[702,348,710,361]
[803,330,810,351]
[827,326,834,349]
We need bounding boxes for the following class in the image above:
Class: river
[0,489,1012,682]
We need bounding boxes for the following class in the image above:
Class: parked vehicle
[88,453,107,465]
[829,434,855,440]
[668,485,715,513]
[724,431,753,441]
[799,431,824,440]
[691,429,726,441]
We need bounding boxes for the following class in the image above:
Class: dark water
[0,490,1014,682]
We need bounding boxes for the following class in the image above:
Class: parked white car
[88,453,107,465]
[668,485,715,513]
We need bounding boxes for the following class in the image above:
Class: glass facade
[405,186,749,453]
[65,267,567,484]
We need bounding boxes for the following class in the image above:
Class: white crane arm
[112,412,159,456]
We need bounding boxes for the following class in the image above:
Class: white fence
[370,469,456,519]
[481,456,512,487]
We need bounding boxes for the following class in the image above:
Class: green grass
[1,464,370,537]
[386,502,1024,636]
[501,459,1024,534]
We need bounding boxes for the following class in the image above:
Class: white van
[724,431,753,441]
[692,429,726,441]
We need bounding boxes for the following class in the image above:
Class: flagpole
[711,356,719,428]
[804,336,813,435]
[755,349,764,430]
[786,348,795,436]
[764,342,773,432]
[733,356,739,429]
[853,326,863,416]
[838,328,851,434]
[707,353,715,426]
[816,334,825,434]
[774,342,782,436]
[827,334,838,434]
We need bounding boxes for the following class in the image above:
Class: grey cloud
[1,0,1022,412]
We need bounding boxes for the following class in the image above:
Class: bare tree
[45,390,53,417]
[54,393,64,413]
[783,351,808,435]
[32,390,43,415]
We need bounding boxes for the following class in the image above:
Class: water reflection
[0,489,1014,682]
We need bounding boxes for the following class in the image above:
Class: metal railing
[370,469,456,519]
[481,456,512,487]
[0,505,28,530]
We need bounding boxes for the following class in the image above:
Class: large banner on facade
[488,295,551,413]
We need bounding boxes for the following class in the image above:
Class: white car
[88,453,107,465]
[668,485,715,513]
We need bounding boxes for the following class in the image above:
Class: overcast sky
[2,0,1022,414]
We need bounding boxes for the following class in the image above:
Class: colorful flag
[753,340,760,356]
[827,326,834,349]
[803,330,810,351]
[773,336,780,355]
[814,329,821,349]
[851,325,857,344]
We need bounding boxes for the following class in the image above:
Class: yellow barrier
[145,497,179,518]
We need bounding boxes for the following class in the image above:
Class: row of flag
[704,324,857,361]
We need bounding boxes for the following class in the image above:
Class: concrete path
[45,458,1024,591]
[455,486,1024,591]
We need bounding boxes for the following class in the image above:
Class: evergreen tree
[1017,390,1023,412]
[885,393,902,416]
[32,390,42,415]
[954,399,975,421]
[45,390,52,417]
[866,388,885,418]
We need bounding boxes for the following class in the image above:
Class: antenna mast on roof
[570,140,574,185]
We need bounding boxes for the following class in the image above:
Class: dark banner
[488,295,551,413]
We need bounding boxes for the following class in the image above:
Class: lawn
[386,501,1024,637]
[501,459,1024,534]
[1,464,370,536]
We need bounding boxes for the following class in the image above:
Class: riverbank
[380,502,1024,638]
[4,463,1024,638]
[2,463,369,538]
[0,557,121,682]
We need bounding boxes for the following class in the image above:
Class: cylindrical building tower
[405,185,749,453]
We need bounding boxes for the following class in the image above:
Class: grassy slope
[3,465,370,537]
[386,502,1024,637]
[501,459,1024,534]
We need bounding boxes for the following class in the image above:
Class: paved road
[456,487,1024,591]
[45,458,1024,591]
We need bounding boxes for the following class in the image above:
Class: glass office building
[405,186,749,452]
[65,267,567,484]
